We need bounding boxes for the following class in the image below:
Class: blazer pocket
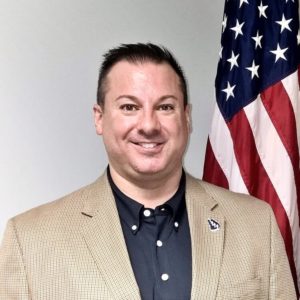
[217,277,262,300]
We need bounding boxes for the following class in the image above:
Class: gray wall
[0,0,224,239]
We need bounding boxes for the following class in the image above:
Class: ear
[185,104,192,133]
[93,104,104,135]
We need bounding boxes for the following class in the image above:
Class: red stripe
[261,82,300,224]
[202,138,229,189]
[227,109,298,293]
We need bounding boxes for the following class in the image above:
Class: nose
[137,110,161,136]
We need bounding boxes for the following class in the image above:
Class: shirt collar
[107,166,186,234]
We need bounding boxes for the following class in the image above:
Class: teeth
[139,143,158,149]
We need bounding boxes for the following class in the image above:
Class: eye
[157,104,174,111]
[120,104,139,111]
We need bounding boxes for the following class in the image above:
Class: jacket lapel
[186,175,225,300]
[80,173,140,300]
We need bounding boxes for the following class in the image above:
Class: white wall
[0,0,224,239]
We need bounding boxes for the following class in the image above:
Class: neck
[109,166,183,209]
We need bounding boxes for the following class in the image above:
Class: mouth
[131,141,165,153]
[135,142,162,149]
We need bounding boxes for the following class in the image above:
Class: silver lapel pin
[208,218,220,232]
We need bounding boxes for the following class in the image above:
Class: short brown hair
[97,43,188,107]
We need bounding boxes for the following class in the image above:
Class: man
[0,43,296,299]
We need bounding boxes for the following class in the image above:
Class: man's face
[94,60,190,182]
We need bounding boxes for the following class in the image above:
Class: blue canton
[216,0,300,121]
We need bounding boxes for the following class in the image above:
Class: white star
[227,51,240,70]
[239,0,249,7]
[230,19,245,39]
[252,31,263,49]
[222,81,236,101]
[222,14,227,33]
[297,30,300,45]
[258,1,268,18]
[285,0,294,2]
[246,60,260,79]
[219,47,223,59]
[276,14,292,33]
[270,43,288,62]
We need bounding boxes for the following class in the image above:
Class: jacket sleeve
[0,219,30,299]
[269,210,297,300]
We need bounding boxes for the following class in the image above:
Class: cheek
[170,121,190,147]
[102,117,134,142]
[165,117,188,135]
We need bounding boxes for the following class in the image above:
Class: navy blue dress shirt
[107,168,192,300]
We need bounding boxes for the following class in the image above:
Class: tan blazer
[0,172,296,299]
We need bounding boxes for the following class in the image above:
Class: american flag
[202,0,300,294]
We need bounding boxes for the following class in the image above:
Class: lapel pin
[208,218,220,232]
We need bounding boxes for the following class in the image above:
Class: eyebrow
[115,95,179,102]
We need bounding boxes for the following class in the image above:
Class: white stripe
[244,96,300,287]
[209,104,248,194]
[281,70,300,159]
[281,70,300,288]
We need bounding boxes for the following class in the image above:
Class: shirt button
[156,240,163,247]
[161,273,169,281]
[143,209,151,217]
[174,221,179,228]
[131,225,137,231]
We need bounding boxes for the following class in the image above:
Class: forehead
[105,60,182,94]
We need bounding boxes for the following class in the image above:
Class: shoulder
[185,173,273,219]
[185,173,278,247]
[7,173,108,238]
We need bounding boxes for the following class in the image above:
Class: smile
[131,141,164,153]
[138,143,160,149]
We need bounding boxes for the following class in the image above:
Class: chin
[132,164,166,176]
